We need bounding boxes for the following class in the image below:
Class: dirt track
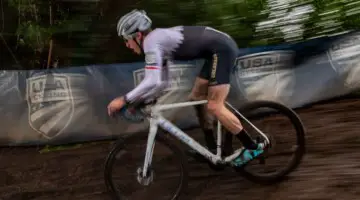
[1,96,360,200]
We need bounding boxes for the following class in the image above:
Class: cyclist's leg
[188,59,217,151]
[188,78,214,130]
[205,50,259,151]
[207,85,257,147]
[207,87,264,167]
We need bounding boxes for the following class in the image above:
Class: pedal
[255,137,267,165]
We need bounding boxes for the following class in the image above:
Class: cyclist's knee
[206,100,224,116]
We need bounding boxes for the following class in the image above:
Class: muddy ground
[1,96,360,200]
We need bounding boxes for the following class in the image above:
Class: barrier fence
[1,30,360,146]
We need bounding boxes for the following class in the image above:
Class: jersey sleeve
[143,31,164,68]
[124,30,166,103]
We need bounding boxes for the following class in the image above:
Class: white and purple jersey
[125,25,239,103]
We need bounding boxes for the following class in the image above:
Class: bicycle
[104,97,306,200]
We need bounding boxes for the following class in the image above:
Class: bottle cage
[118,105,146,123]
[116,99,157,123]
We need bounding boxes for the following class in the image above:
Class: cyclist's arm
[124,40,165,104]
[124,65,162,103]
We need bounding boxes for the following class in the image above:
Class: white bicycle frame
[139,99,270,178]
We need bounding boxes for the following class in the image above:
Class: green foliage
[9,0,49,52]
[3,0,360,69]
[6,0,88,68]
[16,21,50,52]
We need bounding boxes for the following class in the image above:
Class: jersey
[125,25,239,104]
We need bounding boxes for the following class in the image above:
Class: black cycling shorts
[198,28,239,86]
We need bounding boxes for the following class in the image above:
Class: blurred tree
[1,0,360,69]
[3,0,99,69]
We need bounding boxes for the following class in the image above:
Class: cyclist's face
[125,33,142,55]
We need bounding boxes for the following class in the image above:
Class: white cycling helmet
[117,9,152,40]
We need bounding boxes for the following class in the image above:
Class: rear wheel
[226,100,306,184]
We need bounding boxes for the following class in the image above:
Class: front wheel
[104,132,189,200]
[226,100,306,184]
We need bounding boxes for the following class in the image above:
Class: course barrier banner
[1,31,360,146]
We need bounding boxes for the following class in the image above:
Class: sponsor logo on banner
[233,50,295,73]
[328,32,360,89]
[26,74,74,139]
[328,32,360,68]
[133,64,196,91]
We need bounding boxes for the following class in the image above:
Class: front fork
[141,117,158,178]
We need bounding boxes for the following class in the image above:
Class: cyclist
[107,9,265,166]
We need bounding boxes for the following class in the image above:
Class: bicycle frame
[139,99,270,178]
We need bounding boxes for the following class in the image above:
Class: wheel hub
[136,167,154,186]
